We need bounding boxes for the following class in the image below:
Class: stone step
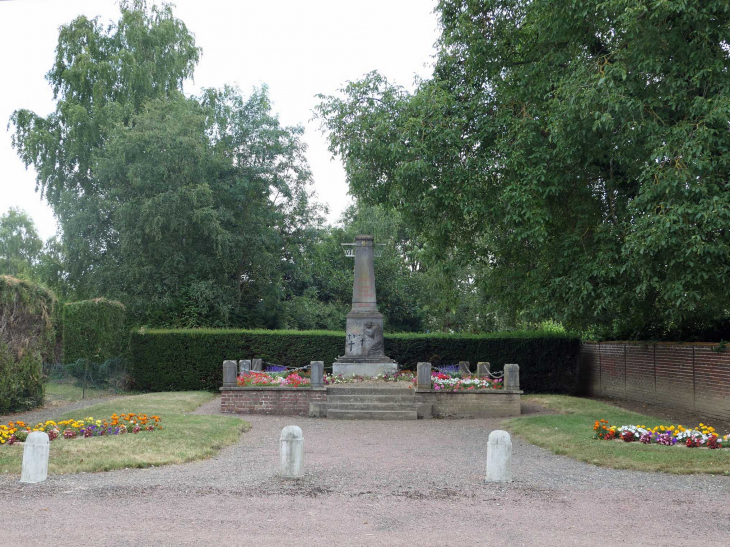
[327,409,418,420]
[326,387,414,396]
[326,394,415,404]
[326,402,416,411]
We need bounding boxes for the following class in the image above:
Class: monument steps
[322,387,422,420]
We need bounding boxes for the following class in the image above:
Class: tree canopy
[317,0,730,339]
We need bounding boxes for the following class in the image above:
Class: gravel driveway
[2,397,729,546]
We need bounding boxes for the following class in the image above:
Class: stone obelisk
[333,235,397,377]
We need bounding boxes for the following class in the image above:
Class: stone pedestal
[334,235,398,377]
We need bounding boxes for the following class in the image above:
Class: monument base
[332,362,398,377]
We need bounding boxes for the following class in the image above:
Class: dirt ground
[1,396,729,546]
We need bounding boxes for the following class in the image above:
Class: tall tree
[318,0,730,339]
[0,208,43,278]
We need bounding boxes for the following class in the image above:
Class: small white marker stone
[20,431,50,484]
[486,430,512,483]
[280,425,304,479]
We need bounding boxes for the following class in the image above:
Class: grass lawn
[1,392,248,475]
[506,395,730,475]
[43,380,117,405]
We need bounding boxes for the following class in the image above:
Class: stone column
[20,431,50,484]
[310,361,324,388]
[238,360,251,374]
[504,364,520,390]
[222,360,237,387]
[280,426,304,479]
[417,362,432,389]
[477,362,491,377]
[486,430,512,482]
[252,359,263,372]
[458,361,471,374]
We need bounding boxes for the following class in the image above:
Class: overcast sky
[0,0,439,240]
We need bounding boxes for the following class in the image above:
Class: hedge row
[129,328,580,393]
[0,276,57,413]
[63,298,126,364]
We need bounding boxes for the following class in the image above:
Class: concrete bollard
[280,426,304,479]
[486,430,512,483]
[417,362,432,389]
[458,361,471,374]
[252,358,263,372]
[20,431,50,484]
[238,360,251,374]
[477,362,491,377]
[310,361,324,388]
[504,363,520,390]
[223,360,238,386]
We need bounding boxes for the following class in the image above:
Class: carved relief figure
[364,321,384,356]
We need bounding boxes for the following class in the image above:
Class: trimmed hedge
[63,298,126,364]
[129,328,580,393]
[0,276,57,413]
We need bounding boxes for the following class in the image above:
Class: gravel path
[2,397,729,546]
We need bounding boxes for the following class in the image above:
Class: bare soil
[1,396,728,546]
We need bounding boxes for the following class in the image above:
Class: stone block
[417,362,432,389]
[504,363,520,390]
[280,425,304,479]
[477,362,491,376]
[222,360,237,386]
[458,361,471,374]
[20,431,50,484]
[310,361,324,387]
[239,360,251,374]
[252,359,263,372]
[486,430,512,482]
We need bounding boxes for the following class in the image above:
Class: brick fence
[580,342,730,420]
[220,387,327,416]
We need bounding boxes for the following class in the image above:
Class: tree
[317,0,730,339]
[0,208,43,278]
[10,1,321,327]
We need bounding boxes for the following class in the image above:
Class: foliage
[317,0,730,340]
[593,420,726,448]
[0,208,43,279]
[129,328,579,392]
[237,372,310,387]
[63,298,127,363]
[0,276,57,412]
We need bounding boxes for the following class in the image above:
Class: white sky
[0,0,439,240]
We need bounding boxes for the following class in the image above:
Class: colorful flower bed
[237,371,311,387]
[593,419,729,448]
[323,371,416,385]
[430,372,503,391]
[0,413,162,445]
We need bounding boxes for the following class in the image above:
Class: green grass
[43,380,117,405]
[0,391,248,475]
[506,395,730,474]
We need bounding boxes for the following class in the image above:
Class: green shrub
[63,298,126,363]
[129,328,580,393]
[0,276,57,412]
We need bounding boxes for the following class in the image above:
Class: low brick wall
[581,342,730,421]
[414,390,522,418]
[220,387,327,416]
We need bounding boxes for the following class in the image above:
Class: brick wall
[220,387,327,416]
[414,390,521,418]
[581,342,730,420]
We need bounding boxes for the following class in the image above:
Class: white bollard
[280,425,304,479]
[20,431,50,484]
[486,430,512,483]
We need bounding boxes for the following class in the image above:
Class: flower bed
[237,371,310,387]
[323,371,416,385]
[430,372,503,391]
[593,419,729,448]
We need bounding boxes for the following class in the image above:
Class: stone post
[504,364,520,390]
[20,431,50,484]
[486,430,512,482]
[280,425,304,479]
[417,362,432,389]
[458,361,471,374]
[222,360,237,387]
[310,361,324,388]
[252,359,263,372]
[477,362,491,377]
[239,360,251,374]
